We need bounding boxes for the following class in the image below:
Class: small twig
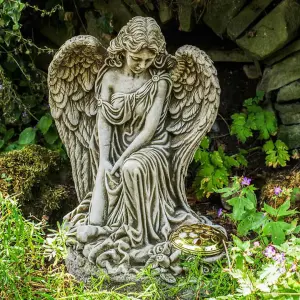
[217,113,231,134]
[222,239,231,269]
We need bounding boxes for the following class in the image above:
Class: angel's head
[106,16,174,72]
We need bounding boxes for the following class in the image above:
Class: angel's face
[125,48,156,74]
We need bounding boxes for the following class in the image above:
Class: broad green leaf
[263,203,277,217]
[37,115,53,134]
[44,128,58,144]
[4,128,14,142]
[227,196,255,221]
[18,127,36,145]
[237,212,266,236]
[263,221,292,245]
[0,139,4,149]
[0,123,6,134]
[232,235,250,251]
[277,200,298,218]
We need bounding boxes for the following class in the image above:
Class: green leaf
[211,151,223,167]
[37,115,53,134]
[230,113,252,143]
[232,235,250,251]
[0,139,4,149]
[0,124,6,134]
[200,136,210,150]
[18,127,36,145]
[263,221,292,245]
[237,212,266,236]
[256,90,265,100]
[4,128,14,142]
[44,128,58,144]
[227,196,255,221]
[277,200,298,218]
[263,203,277,217]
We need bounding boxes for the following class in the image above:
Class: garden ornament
[48,16,225,282]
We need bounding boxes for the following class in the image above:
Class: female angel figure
[48,16,223,279]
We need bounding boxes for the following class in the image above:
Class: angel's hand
[100,160,113,173]
[111,157,125,175]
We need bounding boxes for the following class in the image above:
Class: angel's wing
[48,35,106,202]
[167,45,220,205]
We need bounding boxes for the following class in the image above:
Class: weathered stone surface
[227,0,275,40]
[278,124,300,149]
[275,102,300,113]
[264,39,300,66]
[177,1,193,32]
[279,112,300,125]
[258,52,300,92]
[159,0,173,24]
[84,11,111,48]
[206,49,253,62]
[277,81,300,103]
[203,0,247,36]
[93,0,134,31]
[236,0,300,60]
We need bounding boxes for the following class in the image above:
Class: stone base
[65,248,140,283]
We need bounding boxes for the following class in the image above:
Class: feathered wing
[48,35,106,202]
[167,45,220,207]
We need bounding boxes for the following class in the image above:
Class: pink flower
[263,245,276,258]
[274,187,282,196]
[241,176,251,186]
[253,241,260,248]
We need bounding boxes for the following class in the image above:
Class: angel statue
[48,16,224,282]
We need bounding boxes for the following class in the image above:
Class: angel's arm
[111,79,168,174]
[97,73,113,165]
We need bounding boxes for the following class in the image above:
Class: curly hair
[106,16,175,70]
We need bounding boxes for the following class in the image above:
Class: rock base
[65,248,139,283]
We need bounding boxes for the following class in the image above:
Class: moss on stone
[0,145,76,220]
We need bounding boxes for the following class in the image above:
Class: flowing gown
[85,69,200,275]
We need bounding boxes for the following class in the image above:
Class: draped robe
[85,69,200,275]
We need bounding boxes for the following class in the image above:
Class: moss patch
[0,145,76,221]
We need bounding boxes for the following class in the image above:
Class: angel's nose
[139,61,146,69]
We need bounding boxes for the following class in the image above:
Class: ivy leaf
[18,127,36,145]
[37,115,53,134]
[263,221,292,245]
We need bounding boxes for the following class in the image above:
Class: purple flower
[290,263,297,272]
[277,267,286,274]
[274,187,282,196]
[241,176,251,186]
[253,241,260,248]
[274,252,285,263]
[217,208,223,217]
[263,245,276,258]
